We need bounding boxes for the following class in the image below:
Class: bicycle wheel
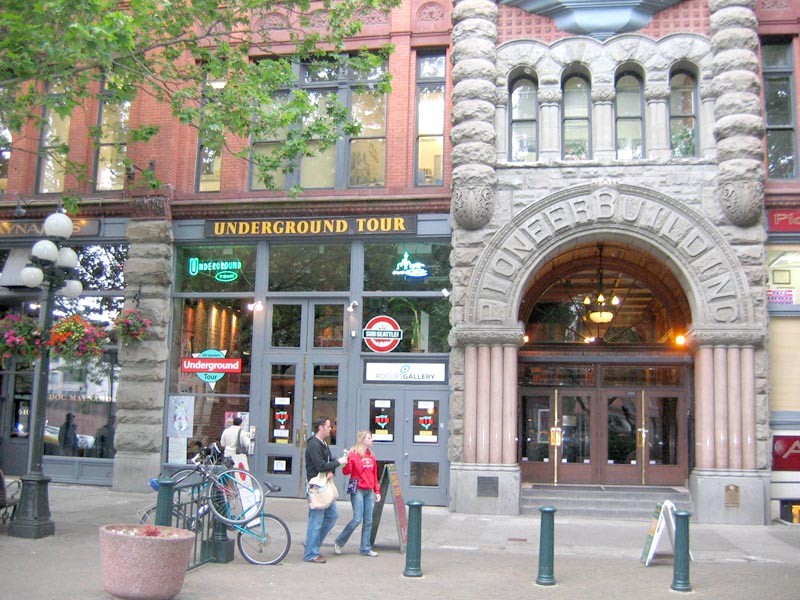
[237,513,291,565]
[208,468,264,525]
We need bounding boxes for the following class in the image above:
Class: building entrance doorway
[257,299,350,498]
[518,360,689,486]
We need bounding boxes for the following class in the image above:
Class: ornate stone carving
[309,10,328,28]
[688,328,764,348]
[717,179,764,227]
[591,87,615,103]
[590,177,620,192]
[644,86,671,101]
[261,12,288,29]
[418,2,445,22]
[537,89,562,104]
[362,9,389,24]
[452,185,495,230]
[450,324,525,346]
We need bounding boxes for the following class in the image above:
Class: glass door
[259,300,348,497]
[519,389,595,484]
[600,390,684,485]
[362,389,449,506]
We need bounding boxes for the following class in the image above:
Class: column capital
[449,323,524,347]
[688,328,764,348]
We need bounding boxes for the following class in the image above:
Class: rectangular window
[562,76,590,160]
[510,79,537,162]
[37,83,71,194]
[175,245,257,293]
[268,243,351,292]
[762,41,796,179]
[615,74,644,160]
[95,79,130,191]
[251,55,387,190]
[0,122,9,192]
[416,53,445,185]
[669,72,698,158]
[197,79,226,192]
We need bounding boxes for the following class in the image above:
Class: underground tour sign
[181,349,242,390]
[363,315,402,353]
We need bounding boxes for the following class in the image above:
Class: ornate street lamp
[9,211,82,539]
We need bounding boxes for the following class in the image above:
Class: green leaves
[1,0,400,200]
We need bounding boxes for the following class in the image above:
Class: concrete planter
[99,524,194,600]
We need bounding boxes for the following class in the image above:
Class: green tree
[0,0,399,211]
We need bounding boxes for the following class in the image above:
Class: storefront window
[168,298,254,460]
[363,242,450,292]
[362,297,450,353]
[268,244,350,292]
[41,297,122,459]
[767,249,800,307]
[175,245,257,293]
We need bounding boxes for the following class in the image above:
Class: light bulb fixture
[582,244,621,325]
[247,300,263,312]
[347,300,359,313]
[14,200,27,217]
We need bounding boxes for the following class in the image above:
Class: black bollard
[403,499,424,577]
[535,505,557,586]
[671,510,692,592]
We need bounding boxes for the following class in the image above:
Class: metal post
[403,499,424,577]
[9,279,57,539]
[535,505,557,586]
[155,477,175,527]
[671,510,692,592]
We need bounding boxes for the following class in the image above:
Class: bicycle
[140,443,264,527]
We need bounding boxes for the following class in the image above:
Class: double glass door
[520,388,685,485]
[258,300,351,497]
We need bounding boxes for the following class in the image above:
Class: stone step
[520,485,692,520]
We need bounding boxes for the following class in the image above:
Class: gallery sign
[364,361,447,383]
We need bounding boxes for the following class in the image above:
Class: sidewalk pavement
[1,483,799,600]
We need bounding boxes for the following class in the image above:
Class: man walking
[303,416,345,563]
[220,416,250,458]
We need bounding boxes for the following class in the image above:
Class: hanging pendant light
[582,244,620,324]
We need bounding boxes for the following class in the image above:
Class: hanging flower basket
[47,314,106,362]
[0,313,42,364]
[112,308,152,344]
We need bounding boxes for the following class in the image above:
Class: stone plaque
[724,484,740,507]
[477,476,499,498]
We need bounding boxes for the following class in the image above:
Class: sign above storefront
[363,315,402,353]
[181,349,242,390]
[364,361,447,383]
[0,218,101,238]
[773,436,800,471]
[205,216,417,238]
[768,209,800,233]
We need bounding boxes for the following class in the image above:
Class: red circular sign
[363,315,402,353]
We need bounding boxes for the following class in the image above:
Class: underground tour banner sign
[181,349,242,390]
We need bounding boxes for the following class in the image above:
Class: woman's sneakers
[333,541,342,555]
[361,550,378,557]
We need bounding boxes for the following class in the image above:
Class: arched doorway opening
[517,242,693,485]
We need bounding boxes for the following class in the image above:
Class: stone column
[699,83,717,159]
[695,345,715,468]
[591,87,616,160]
[449,325,523,515]
[537,88,562,162]
[495,87,508,162]
[727,347,743,470]
[113,195,174,492]
[451,0,497,230]
[644,85,671,159]
[709,0,764,227]
[713,345,729,468]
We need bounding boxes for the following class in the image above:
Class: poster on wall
[413,400,438,443]
[168,437,188,464]
[272,396,292,443]
[167,395,194,438]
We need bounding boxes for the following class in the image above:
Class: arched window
[615,73,644,159]
[562,75,591,160]
[669,71,698,158]
[510,78,537,161]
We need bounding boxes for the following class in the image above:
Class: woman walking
[333,430,382,557]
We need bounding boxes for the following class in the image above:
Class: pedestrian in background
[334,430,381,557]
[220,416,250,458]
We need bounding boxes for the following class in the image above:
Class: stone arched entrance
[449,181,769,522]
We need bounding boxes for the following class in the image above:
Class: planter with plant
[47,314,106,363]
[99,523,195,600]
[112,308,152,344]
[0,313,42,365]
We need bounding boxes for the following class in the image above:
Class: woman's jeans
[335,488,375,553]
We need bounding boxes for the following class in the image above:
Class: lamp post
[9,211,82,539]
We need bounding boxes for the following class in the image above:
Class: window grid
[37,83,71,194]
[762,41,797,179]
[669,71,698,158]
[615,73,644,160]
[415,53,446,186]
[196,78,226,192]
[510,78,538,162]
[562,75,591,160]
[251,57,387,191]
[94,79,130,192]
